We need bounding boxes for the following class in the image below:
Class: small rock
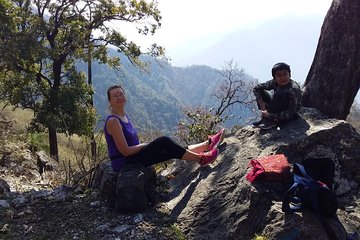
[0,224,10,233]
[73,185,84,194]
[90,191,100,199]
[336,178,352,195]
[13,195,26,206]
[72,233,80,239]
[95,223,111,232]
[53,185,73,201]
[75,194,86,199]
[34,189,52,199]
[134,213,143,223]
[17,209,33,216]
[112,224,131,233]
[160,169,171,177]
[345,206,355,212]
[0,199,10,208]
[90,201,100,207]
[23,224,33,234]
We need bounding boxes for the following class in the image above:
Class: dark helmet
[271,62,291,77]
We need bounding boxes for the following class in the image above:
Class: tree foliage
[0,0,163,159]
[177,106,222,145]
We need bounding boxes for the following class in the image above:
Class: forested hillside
[85,51,255,134]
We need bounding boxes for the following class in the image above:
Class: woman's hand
[261,110,270,118]
[258,99,267,110]
[137,143,148,149]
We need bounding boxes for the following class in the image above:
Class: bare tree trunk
[302,0,360,120]
[48,59,62,161]
[88,57,97,161]
[49,126,59,161]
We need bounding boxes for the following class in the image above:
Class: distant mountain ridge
[171,15,325,84]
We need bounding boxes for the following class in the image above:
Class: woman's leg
[187,141,209,154]
[127,136,201,167]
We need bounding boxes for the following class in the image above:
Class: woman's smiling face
[109,87,126,107]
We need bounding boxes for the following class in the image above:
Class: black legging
[126,136,187,167]
[257,88,289,114]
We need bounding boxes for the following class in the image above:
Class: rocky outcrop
[0,141,59,192]
[0,146,62,209]
[167,107,360,240]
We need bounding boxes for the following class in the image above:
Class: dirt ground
[0,191,182,240]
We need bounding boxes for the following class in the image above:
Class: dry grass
[57,131,109,185]
[0,103,34,144]
[0,102,34,132]
[0,102,107,186]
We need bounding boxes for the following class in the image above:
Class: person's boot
[199,148,219,166]
[252,118,264,126]
[259,118,277,130]
[207,128,225,151]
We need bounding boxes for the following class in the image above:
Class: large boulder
[166,107,360,240]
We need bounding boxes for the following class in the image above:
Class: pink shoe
[199,148,219,166]
[207,128,225,151]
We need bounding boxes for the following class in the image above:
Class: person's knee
[157,136,174,145]
[261,89,272,104]
[269,90,288,112]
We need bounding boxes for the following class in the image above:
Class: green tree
[0,0,163,160]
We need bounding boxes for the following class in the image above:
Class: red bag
[246,154,291,183]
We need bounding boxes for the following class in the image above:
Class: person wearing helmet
[252,62,302,129]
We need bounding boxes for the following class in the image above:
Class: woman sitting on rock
[104,85,224,171]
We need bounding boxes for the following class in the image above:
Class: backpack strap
[282,181,303,213]
[282,163,320,213]
[294,163,315,181]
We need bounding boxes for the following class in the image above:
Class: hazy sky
[121,0,333,80]
[125,0,332,55]
[156,0,332,48]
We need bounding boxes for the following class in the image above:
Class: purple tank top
[104,114,140,171]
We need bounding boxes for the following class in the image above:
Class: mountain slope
[89,53,254,133]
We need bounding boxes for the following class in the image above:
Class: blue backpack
[282,160,339,240]
[282,162,338,216]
